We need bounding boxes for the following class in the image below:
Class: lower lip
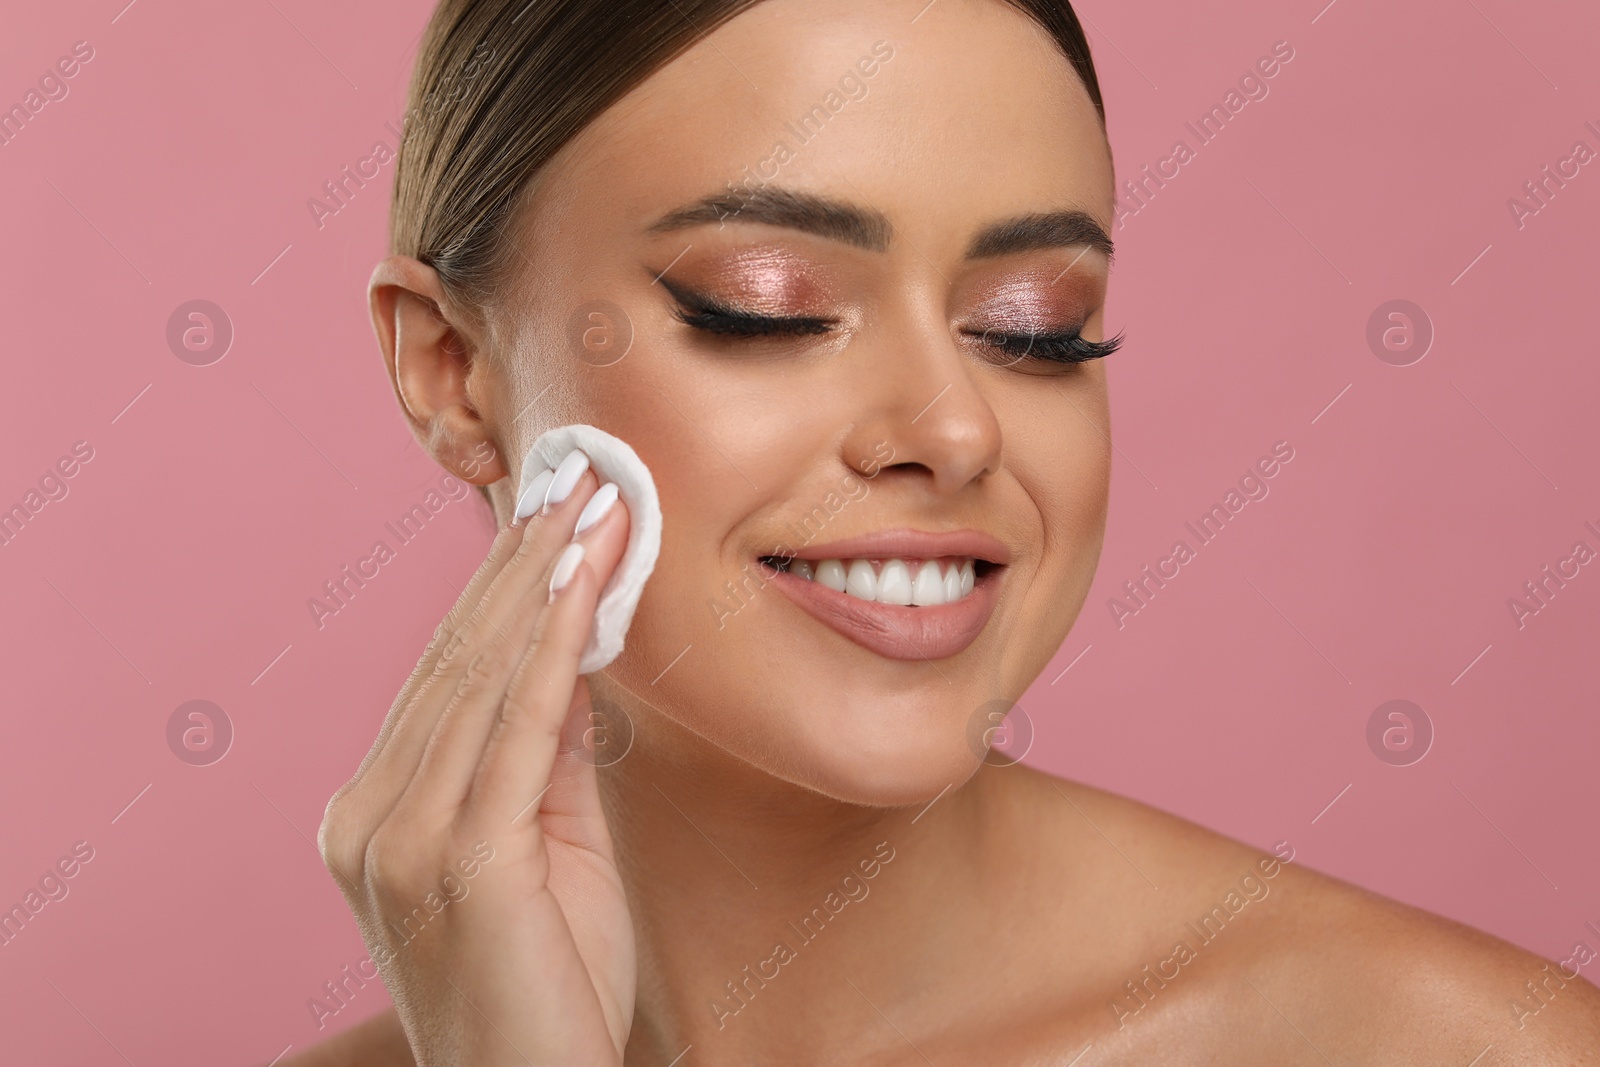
[765,565,1001,661]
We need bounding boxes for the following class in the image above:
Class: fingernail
[574,482,619,536]
[549,542,585,602]
[513,468,555,525]
[543,449,591,511]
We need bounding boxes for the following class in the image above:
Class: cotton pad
[513,424,662,674]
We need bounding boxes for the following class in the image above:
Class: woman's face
[486,0,1115,804]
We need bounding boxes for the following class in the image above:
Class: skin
[288,0,1600,1063]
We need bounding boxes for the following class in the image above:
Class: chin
[795,735,988,808]
[743,682,999,808]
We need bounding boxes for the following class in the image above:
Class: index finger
[344,517,531,786]
[339,447,565,791]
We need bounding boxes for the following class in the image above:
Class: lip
[765,562,1004,664]
[781,527,1012,566]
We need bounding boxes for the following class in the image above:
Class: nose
[840,310,1003,494]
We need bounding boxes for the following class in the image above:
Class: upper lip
[774,527,1012,565]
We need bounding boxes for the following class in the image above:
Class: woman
[294,0,1600,1062]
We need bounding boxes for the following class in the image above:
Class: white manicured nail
[514,468,554,523]
[543,449,591,511]
[574,482,619,535]
[549,542,585,602]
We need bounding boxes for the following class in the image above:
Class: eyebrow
[966,210,1115,263]
[648,187,1113,263]
[650,187,892,251]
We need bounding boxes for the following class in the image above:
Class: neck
[592,679,1006,1063]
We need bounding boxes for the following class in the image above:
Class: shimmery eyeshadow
[962,270,1094,331]
[671,246,836,315]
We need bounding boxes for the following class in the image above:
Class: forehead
[529,0,1114,251]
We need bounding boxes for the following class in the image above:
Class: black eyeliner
[659,276,835,337]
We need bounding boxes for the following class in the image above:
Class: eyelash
[966,327,1125,364]
[664,282,1122,365]
[666,283,835,337]
[674,306,836,337]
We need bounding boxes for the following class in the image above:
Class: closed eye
[661,278,835,337]
[966,326,1124,365]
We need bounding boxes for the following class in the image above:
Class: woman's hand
[318,454,636,1067]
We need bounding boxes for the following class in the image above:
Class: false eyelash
[972,327,1125,364]
[674,306,836,337]
[662,280,835,337]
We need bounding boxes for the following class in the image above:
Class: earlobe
[367,255,509,488]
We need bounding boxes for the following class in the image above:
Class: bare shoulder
[274,1007,414,1067]
[1258,861,1600,1063]
[997,767,1600,1064]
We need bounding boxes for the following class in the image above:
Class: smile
[758,529,1008,661]
[762,556,980,606]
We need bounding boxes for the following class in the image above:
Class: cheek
[1005,374,1110,613]
[551,347,813,678]
[1028,373,1111,547]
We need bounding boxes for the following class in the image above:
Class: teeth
[780,556,984,606]
[912,561,946,606]
[845,559,878,601]
[877,560,913,605]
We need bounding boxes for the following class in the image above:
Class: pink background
[2,0,1597,1062]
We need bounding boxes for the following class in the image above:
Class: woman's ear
[367,255,511,488]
